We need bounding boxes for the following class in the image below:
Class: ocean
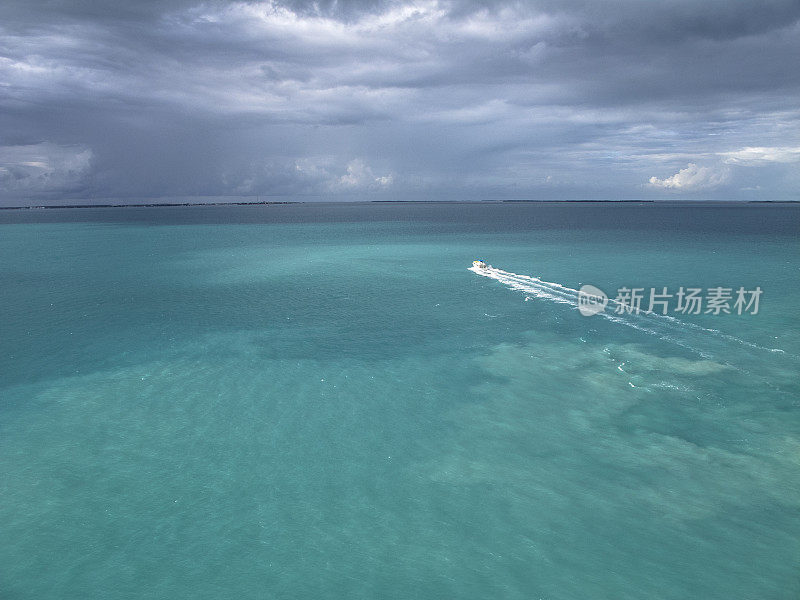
[1,202,798,599]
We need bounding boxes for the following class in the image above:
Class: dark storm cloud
[1,0,799,204]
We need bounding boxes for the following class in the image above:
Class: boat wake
[469,264,787,362]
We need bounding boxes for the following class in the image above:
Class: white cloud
[215,0,560,48]
[648,163,729,190]
[719,146,800,164]
[333,159,393,190]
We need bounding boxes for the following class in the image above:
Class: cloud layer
[1,0,799,203]
[649,163,729,191]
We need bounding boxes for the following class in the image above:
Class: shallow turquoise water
[1,203,799,599]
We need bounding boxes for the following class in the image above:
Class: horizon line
[1,199,799,210]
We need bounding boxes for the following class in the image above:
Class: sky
[1,0,799,204]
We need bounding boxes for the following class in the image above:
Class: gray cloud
[1,0,798,204]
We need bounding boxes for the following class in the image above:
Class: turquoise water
[1,203,799,599]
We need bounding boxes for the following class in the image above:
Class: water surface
[2,202,798,599]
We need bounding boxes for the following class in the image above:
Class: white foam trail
[469,265,787,359]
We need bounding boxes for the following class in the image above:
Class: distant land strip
[1,199,797,210]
